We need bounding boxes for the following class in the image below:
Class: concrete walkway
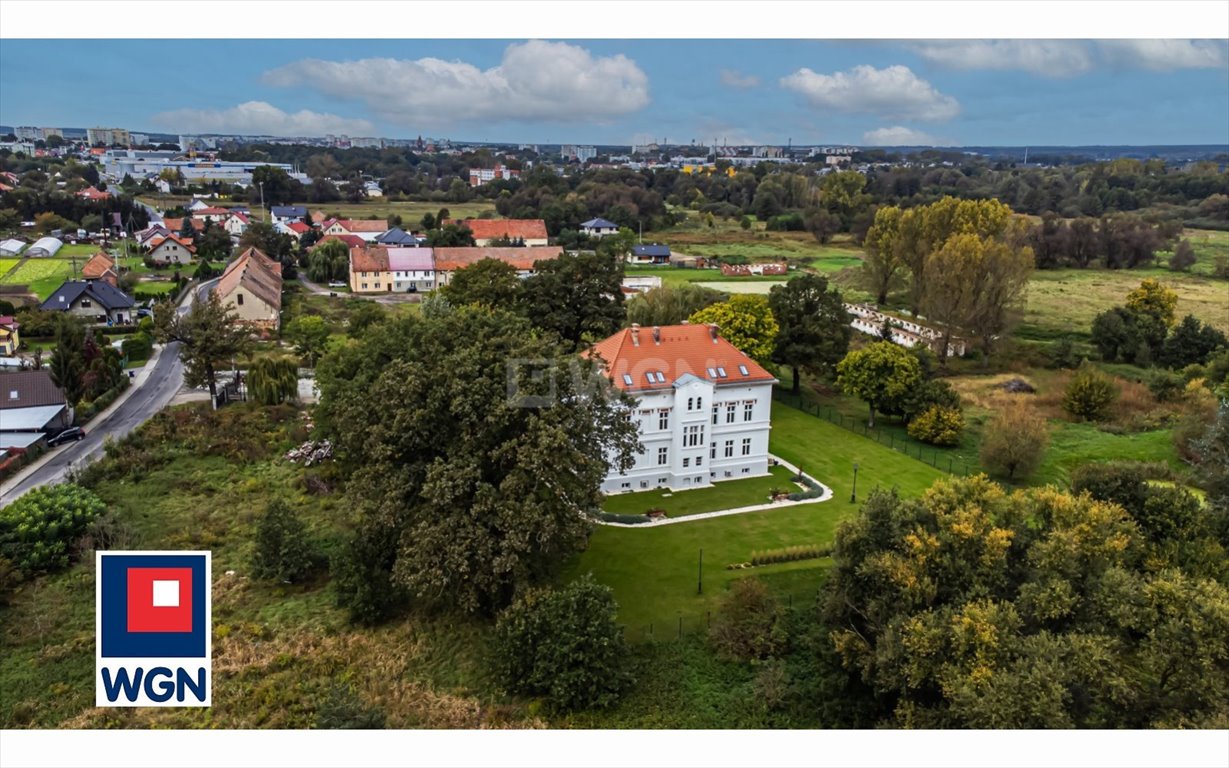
[595,454,833,528]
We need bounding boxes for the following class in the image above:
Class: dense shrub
[121,331,153,361]
[1070,462,1151,514]
[709,577,787,661]
[906,405,965,446]
[747,544,831,567]
[491,575,631,711]
[786,473,826,501]
[980,401,1050,482]
[0,483,105,574]
[765,212,806,231]
[597,512,651,525]
[1147,369,1186,402]
[315,683,386,729]
[252,499,319,583]
[1063,363,1118,422]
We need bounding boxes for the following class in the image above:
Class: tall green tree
[836,341,923,428]
[316,306,639,619]
[768,273,852,394]
[285,315,330,368]
[247,356,299,405]
[626,283,725,327]
[522,252,625,348]
[688,294,780,364]
[305,238,349,284]
[153,292,249,408]
[196,218,233,263]
[440,257,523,312]
[861,205,905,305]
[47,316,85,406]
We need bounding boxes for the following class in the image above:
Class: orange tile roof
[82,251,117,279]
[216,247,282,312]
[338,219,387,233]
[349,246,390,273]
[586,324,776,392]
[433,245,561,272]
[316,234,366,250]
[161,217,206,233]
[147,234,197,254]
[447,218,548,241]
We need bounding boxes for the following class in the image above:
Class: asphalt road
[0,279,218,505]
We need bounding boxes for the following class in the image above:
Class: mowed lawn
[570,400,946,633]
[603,464,799,518]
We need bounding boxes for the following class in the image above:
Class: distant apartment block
[87,127,130,147]
[561,144,597,163]
[468,164,520,187]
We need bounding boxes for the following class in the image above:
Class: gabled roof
[337,219,387,233]
[433,246,562,273]
[270,205,308,218]
[226,211,250,224]
[632,244,671,257]
[586,323,776,393]
[446,218,548,241]
[193,206,230,217]
[310,210,329,224]
[76,185,110,200]
[375,227,418,245]
[40,279,134,312]
[386,247,434,272]
[581,218,619,229]
[316,234,366,250]
[284,221,310,235]
[216,247,283,312]
[349,246,390,273]
[82,251,117,279]
[160,217,205,233]
[147,234,197,253]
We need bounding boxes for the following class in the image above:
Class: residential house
[323,219,387,242]
[160,217,206,236]
[446,218,548,247]
[0,238,26,257]
[277,221,311,238]
[222,211,250,236]
[214,247,283,329]
[190,206,232,222]
[348,247,393,293]
[310,210,329,225]
[364,181,383,197]
[26,237,64,258]
[621,275,662,294]
[314,233,367,251]
[670,253,707,269]
[0,370,72,452]
[432,246,561,287]
[136,224,173,248]
[374,227,424,247]
[76,185,110,202]
[186,199,213,212]
[580,218,620,238]
[468,164,520,187]
[586,323,777,493]
[270,206,309,225]
[845,303,966,357]
[628,243,670,265]
[146,234,196,266]
[81,252,119,287]
[40,280,135,324]
[0,315,19,356]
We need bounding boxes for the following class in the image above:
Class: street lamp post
[850,462,860,504]
[258,182,265,222]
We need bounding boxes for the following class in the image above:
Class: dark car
[47,427,86,447]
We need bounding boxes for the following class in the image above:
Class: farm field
[0,258,76,299]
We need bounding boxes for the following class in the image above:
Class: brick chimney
[630,323,640,346]
[708,323,719,342]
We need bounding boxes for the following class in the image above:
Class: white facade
[845,303,966,357]
[602,374,774,494]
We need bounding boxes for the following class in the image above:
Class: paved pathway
[595,454,833,528]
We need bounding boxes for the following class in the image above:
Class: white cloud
[1099,39,1227,71]
[861,126,946,146]
[262,40,649,127]
[151,101,374,136]
[780,64,959,121]
[908,40,1094,78]
[719,69,760,89]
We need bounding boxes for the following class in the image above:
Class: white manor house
[589,323,777,494]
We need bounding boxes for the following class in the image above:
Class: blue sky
[1,39,1227,146]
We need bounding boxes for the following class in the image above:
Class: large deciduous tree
[688,294,780,365]
[978,400,1049,480]
[305,238,349,284]
[836,341,923,428]
[522,252,625,349]
[821,474,1229,728]
[317,306,640,619]
[767,273,851,394]
[154,291,249,407]
[285,315,330,368]
[861,205,905,305]
[440,257,523,312]
[625,283,726,327]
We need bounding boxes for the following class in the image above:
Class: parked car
[47,426,85,447]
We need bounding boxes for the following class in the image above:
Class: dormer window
[622,374,633,386]
[738,364,749,376]
[717,367,727,378]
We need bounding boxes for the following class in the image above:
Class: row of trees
[1027,213,1185,270]
[1091,279,1227,369]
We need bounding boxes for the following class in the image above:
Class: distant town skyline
[1,39,1227,147]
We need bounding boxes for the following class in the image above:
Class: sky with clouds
[1,39,1226,146]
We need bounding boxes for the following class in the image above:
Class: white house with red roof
[587,322,777,493]
[222,211,250,236]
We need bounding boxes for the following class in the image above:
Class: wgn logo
[96,551,211,707]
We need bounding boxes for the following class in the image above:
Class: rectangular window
[742,438,752,456]
[717,367,727,378]
[645,372,656,385]
[726,403,736,423]
[684,424,703,447]
[683,457,690,468]
[687,396,694,411]
[658,409,670,431]
[81,299,92,308]
[742,467,751,474]
[744,401,754,421]
[640,481,648,489]
[622,374,633,386]
[696,454,703,467]
[236,293,244,306]
[710,442,716,459]
[706,367,717,378]
[711,404,718,425]
[738,364,749,376]
[657,447,668,465]
[724,440,734,458]
[696,396,703,410]
[621,482,630,489]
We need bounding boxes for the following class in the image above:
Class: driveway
[298,276,421,305]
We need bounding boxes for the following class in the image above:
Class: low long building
[845,303,966,357]
[432,246,561,287]
[444,218,548,247]
[348,247,435,293]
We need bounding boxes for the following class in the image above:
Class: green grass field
[569,400,946,632]
[0,258,76,299]
[0,258,20,279]
[603,464,799,518]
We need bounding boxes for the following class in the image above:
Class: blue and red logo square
[96,551,211,707]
